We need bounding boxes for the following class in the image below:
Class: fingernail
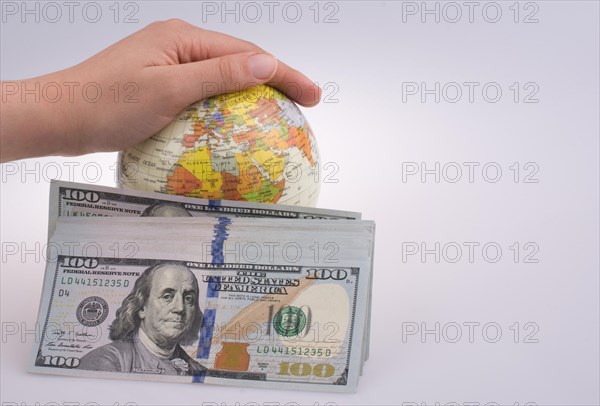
[249,54,277,80]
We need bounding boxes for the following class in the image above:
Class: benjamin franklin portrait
[79,263,205,376]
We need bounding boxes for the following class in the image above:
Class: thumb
[164,52,278,106]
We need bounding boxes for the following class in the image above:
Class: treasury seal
[273,306,306,337]
[76,296,109,327]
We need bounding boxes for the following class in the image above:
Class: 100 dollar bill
[49,180,360,236]
[30,255,367,392]
[47,180,372,373]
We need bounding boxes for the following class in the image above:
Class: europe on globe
[118,85,320,206]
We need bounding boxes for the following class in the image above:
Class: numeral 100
[40,355,80,368]
[62,257,98,269]
[63,189,100,202]
[305,268,347,280]
[278,362,335,378]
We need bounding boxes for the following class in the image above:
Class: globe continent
[118,85,320,206]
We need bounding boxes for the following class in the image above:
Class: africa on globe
[118,85,320,206]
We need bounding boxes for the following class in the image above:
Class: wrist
[1,71,83,162]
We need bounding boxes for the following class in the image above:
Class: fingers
[152,19,321,107]
[158,51,276,106]
[269,61,322,107]
[158,51,321,108]
[174,24,265,62]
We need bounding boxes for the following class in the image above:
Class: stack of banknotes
[29,180,375,392]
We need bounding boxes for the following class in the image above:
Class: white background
[1,1,599,405]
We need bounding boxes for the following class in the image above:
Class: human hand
[0,19,321,162]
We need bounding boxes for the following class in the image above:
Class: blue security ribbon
[194,215,231,382]
[210,217,231,265]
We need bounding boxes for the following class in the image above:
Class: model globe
[118,85,320,206]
